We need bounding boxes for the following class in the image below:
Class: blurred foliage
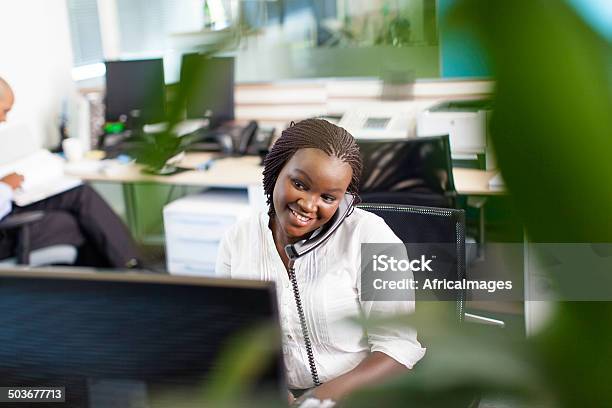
[375,15,412,47]
[353,0,612,406]
[333,5,414,47]
[351,0,612,406]
[126,132,182,173]
[451,1,612,405]
[344,303,548,408]
[456,0,612,244]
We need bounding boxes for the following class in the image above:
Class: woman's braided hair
[262,118,362,216]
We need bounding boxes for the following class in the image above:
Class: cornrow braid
[262,118,362,216]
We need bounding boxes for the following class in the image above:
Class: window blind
[116,0,203,57]
[66,0,105,66]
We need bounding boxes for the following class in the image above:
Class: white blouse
[215,208,426,389]
[0,182,13,221]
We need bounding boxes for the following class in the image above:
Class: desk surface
[452,168,505,196]
[65,153,504,196]
[66,153,263,188]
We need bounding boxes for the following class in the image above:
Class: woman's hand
[310,352,407,402]
[288,391,295,405]
[1,173,24,190]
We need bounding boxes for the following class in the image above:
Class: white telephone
[338,102,424,139]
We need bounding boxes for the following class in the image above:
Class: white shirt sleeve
[0,182,14,221]
[215,227,233,278]
[357,212,427,369]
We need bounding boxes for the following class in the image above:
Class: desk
[66,153,263,188]
[452,168,505,196]
[65,153,264,241]
[65,154,504,243]
[66,153,503,195]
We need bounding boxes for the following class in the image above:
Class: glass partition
[67,0,440,83]
[234,0,439,81]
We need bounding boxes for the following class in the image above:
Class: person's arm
[302,212,425,403]
[309,351,406,402]
[0,173,23,220]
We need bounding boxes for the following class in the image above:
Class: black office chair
[358,135,457,208]
[359,135,488,262]
[357,203,466,321]
[358,203,504,328]
[0,211,77,266]
[357,203,498,408]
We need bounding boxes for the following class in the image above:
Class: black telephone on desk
[284,193,356,389]
[182,121,271,157]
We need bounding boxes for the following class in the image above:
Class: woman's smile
[288,205,315,226]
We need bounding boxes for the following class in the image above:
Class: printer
[417,99,495,169]
[163,189,251,276]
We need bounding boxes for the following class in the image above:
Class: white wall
[0,0,75,150]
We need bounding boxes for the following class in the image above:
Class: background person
[0,76,141,268]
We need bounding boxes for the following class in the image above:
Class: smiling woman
[215,119,425,405]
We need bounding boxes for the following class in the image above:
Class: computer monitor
[358,135,456,208]
[0,269,284,407]
[180,54,234,127]
[105,59,166,124]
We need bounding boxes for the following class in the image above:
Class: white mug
[62,138,84,162]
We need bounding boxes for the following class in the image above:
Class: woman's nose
[297,195,317,213]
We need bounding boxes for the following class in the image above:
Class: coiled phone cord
[287,260,322,387]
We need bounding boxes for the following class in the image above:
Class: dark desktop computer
[105,58,166,125]
[180,54,234,129]
[0,269,285,407]
[178,55,268,156]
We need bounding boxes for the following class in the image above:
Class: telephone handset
[284,193,356,389]
[285,193,356,261]
[181,120,268,156]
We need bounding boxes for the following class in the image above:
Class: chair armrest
[0,211,45,230]
[0,211,45,264]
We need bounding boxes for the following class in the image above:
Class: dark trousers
[0,185,139,268]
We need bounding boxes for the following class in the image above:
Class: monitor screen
[180,54,234,126]
[105,59,166,123]
[0,269,284,407]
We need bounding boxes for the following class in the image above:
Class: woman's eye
[322,195,336,203]
[292,180,306,190]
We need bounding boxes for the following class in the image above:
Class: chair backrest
[357,203,466,322]
[358,135,457,208]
